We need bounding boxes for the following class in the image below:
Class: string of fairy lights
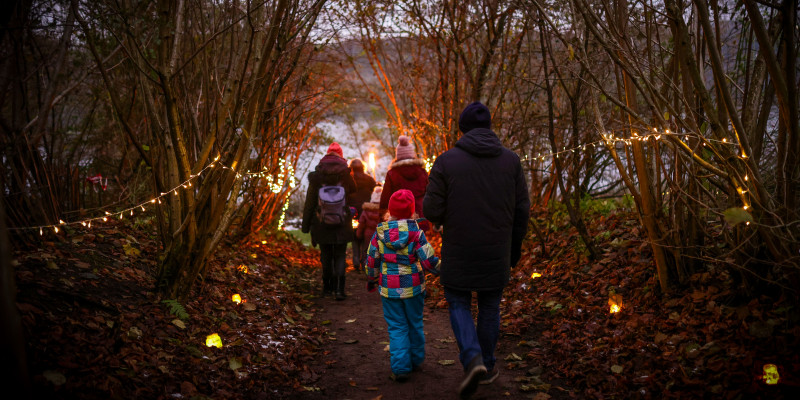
[10,127,753,236]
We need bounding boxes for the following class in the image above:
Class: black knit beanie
[458,101,492,133]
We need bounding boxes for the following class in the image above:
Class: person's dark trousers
[319,243,347,296]
[444,287,503,372]
[351,240,362,271]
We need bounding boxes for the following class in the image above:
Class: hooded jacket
[350,167,377,216]
[301,154,357,245]
[423,128,530,291]
[365,219,440,299]
[379,158,429,222]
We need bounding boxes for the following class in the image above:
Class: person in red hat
[302,142,357,300]
[364,189,440,382]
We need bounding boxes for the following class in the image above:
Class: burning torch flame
[237,265,248,274]
[368,152,376,173]
[352,219,359,229]
[609,304,621,313]
[232,294,242,304]
[205,333,223,348]
[531,272,542,279]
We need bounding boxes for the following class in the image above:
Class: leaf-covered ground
[11,206,800,399]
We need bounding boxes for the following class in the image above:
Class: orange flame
[531,272,542,279]
[368,152,376,173]
[231,294,241,304]
[237,265,248,274]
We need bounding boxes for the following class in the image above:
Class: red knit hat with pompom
[326,142,344,158]
[388,189,415,219]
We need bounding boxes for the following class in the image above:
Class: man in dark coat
[349,158,376,271]
[302,142,357,300]
[423,102,530,398]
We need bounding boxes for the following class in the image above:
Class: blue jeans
[382,295,426,374]
[444,287,503,371]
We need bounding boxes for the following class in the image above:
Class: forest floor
[11,206,800,399]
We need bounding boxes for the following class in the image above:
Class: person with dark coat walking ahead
[302,142,357,300]
[423,102,530,399]
[379,136,429,229]
[349,158,377,269]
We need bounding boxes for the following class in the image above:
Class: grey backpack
[317,184,347,225]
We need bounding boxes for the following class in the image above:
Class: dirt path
[299,269,535,400]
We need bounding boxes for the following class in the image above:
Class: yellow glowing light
[103,217,107,222]
[744,175,749,181]
[743,205,749,210]
[59,219,65,224]
[741,152,748,159]
[237,265,248,274]
[722,138,727,143]
[352,219,359,229]
[232,294,242,304]
[368,152,376,172]
[608,293,623,314]
[151,199,156,203]
[205,333,223,348]
[261,240,267,244]
[531,272,542,279]
[54,226,59,233]
[762,364,780,385]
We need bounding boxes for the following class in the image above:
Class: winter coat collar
[388,158,425,170]
[362,202,380,211]
[455,128,503,157]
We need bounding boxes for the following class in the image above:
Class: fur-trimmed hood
[362,202,380,211]
[388,157,425,170]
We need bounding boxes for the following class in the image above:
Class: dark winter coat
[379,158,428,221]
[423,128,530,291]
[301,154,357,246]
[350,168,377,216]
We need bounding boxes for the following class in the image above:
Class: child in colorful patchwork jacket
[365,189,441,382]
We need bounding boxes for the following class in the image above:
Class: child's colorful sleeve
[365,232,382,281]
[414,232,440,275]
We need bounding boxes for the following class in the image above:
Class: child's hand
[366,281,378,292]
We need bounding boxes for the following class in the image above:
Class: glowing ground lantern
[231,294,242,304]
[206,333,223,348]
[608,293,623,314]
[762,364,780,385]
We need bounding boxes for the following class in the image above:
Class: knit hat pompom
[370,186,383,203]
[388,189,415,219]
[395,135,416,161]
[326,142,344,158]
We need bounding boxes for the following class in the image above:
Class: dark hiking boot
[458,355,486,399]
[479,367,499,384]
[390,372,410,383]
